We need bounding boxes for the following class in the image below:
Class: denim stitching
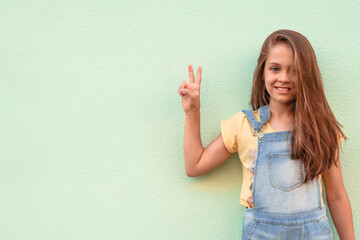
[318,216,332,240]
[248,221,258,240]
[267,155,304,191]
[266,152,291,157]
[244,215,325,227]
[252,137,262,209]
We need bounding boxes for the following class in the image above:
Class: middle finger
[196,66,202,86]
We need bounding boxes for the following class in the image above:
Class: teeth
[277,87,289,90]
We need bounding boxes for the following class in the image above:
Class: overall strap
[242,105,270,135]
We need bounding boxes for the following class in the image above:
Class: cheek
[264,82,271,94]
[263,76,273,90]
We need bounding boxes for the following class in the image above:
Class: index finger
[188,65,195,84]
[196,66,202,86]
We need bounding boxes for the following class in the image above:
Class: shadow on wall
[187,155,242,192]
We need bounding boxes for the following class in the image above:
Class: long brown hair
[250,29,347,182]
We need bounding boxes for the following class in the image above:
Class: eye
[270,67,279,72]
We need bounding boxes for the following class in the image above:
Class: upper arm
[322,151,347,202]
[190,133,233,177]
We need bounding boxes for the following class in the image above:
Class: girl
[177,29,355,239]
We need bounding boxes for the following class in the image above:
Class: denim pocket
[242,216,258,240]
[318,216,333,239]
[267,151,305,191]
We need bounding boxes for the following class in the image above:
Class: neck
[267,101,294,131]
[268,102,293,119]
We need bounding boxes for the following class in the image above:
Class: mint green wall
[1,1,359,239]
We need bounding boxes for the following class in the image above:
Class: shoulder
[220,110,254,153]
[220,110,254,133]
[221,111,250,125]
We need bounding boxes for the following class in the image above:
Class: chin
[272,98,294,105]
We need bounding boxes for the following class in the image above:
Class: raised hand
[178,65,202,114]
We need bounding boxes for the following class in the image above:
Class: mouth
[275,86,291,93]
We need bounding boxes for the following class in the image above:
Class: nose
[279,71,291,82]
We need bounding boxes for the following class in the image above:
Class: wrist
[185,109,200,117]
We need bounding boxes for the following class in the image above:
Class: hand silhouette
[178,65,202,113]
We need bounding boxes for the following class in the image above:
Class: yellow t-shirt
[220,109,343,208]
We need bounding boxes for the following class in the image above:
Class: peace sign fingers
[179,65,202,113]
[196,66,202,86]
[188,65,202,86]
[188,65,195,84]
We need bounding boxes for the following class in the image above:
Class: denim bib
[241,105,333,240]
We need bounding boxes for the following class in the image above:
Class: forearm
[184,110,204,176]
[327,193,355,240]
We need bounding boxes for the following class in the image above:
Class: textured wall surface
[1,1,359,239]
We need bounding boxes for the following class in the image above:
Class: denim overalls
[241,105,333,240]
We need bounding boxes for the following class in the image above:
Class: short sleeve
[220,113,241,153]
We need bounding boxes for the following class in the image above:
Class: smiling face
[263,43,297,106]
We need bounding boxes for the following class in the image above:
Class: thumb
[181,88,196,99]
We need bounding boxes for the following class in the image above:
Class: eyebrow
[267,62,294,68]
